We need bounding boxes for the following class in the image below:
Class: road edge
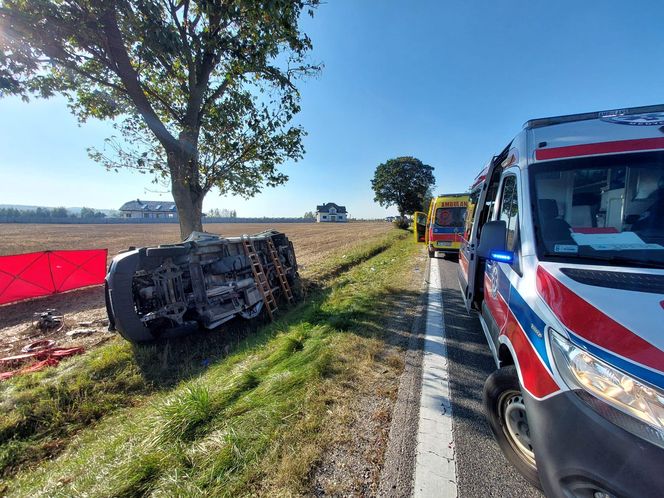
[376,255,428,497]
[412,258,458,497]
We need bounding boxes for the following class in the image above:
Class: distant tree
[35,207,51,219]
[220,208,231,218]
[51,207,69,218]
[80,207,96,219]
[303,211,315,219]
[80,207,107,218]
[421,188,434,214]
[1,0,321,239]
[371,157,435,218]
[208,208,221,217]
[230,209,237,218]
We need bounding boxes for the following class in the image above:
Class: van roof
[523,104,664,130]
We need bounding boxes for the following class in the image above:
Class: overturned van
[459,105,664,497]
[106,230,298,343]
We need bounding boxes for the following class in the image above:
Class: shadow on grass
[130,281,424,391]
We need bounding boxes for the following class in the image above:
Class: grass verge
[1,228,423,496]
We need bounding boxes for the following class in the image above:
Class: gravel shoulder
[310,243,428,497]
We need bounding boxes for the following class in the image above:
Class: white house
[119,199,178,219]
[316,202,348,222]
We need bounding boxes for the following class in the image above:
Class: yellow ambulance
[425,193,470,257]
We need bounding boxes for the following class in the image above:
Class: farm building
[119,199,178,219]
[316,202,348,222]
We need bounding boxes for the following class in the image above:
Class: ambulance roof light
[524,104,664,130]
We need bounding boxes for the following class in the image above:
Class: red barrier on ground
[0,249,107,305]
[0,347,85,381]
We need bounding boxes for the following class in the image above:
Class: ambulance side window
[477,166,503,239]
[499,175,519,251]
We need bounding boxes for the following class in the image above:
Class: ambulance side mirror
[477,220,512,262]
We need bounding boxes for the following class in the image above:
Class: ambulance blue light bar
[489,250,514,263]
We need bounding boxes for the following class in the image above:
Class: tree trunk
[172,181,204,239]
[169,153,204,239]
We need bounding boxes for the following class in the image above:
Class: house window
[322,215,327,219]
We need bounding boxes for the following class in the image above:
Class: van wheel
[428,248,435,258]
[483,366,542,490]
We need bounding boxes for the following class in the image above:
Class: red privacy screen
[0,249,107,305]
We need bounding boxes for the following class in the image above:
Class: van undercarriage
[105,230,298,343]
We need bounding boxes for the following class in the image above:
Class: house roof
[119,199,177,212]
[316,202,347,214]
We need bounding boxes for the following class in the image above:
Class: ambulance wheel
[483,366,542,490]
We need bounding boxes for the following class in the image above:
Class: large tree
[371,156,435,217]
[0,0,319,238]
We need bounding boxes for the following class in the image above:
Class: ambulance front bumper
[525,389,664,498]
[429,241,459,252]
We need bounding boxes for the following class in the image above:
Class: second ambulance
[425,193,469,257]
[459,105,664,498]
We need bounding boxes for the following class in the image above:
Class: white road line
[413,260,458,498]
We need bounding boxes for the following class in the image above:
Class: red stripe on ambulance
[536,266,664,372]
[503,310,560,398]
[485,274,559,398]
[535,137,664,160]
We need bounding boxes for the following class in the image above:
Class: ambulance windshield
[435,207,466,228]
[530,151,664,268]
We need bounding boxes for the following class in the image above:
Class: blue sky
[2,0,664,217]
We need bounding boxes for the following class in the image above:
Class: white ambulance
[458,105,664,497]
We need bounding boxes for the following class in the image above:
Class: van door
[414,211,427,243]
[424,200,434,247]
[459,190,480,295]
[481,172,521,346]
[460,160,503,311]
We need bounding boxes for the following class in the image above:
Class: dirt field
[0,222,391,360]
[0,222,391,266]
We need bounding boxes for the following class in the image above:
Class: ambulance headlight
[550,330,664,447]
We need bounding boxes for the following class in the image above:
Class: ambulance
[458,105,664,498]
[425,193,469,257]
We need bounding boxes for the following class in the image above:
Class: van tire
[483,366,542,490]
[428,248,436,258]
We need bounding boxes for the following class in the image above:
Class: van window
[499,175,519,250]
[435,206,466,228]
[477,165,503,238]
[464,189,480,240]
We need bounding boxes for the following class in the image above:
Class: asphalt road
[436,256,543,498]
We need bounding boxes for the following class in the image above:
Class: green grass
[0,228,422,496]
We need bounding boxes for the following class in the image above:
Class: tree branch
[198,78,230,122]
[99,6,178,152]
